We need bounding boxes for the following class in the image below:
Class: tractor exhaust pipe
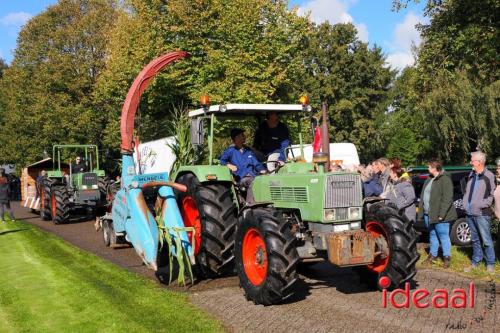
[312,101,330,173]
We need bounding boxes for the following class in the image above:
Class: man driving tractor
[220,128,266,204]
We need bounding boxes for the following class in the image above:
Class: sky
[0,0,427,70]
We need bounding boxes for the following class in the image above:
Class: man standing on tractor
[71,156,87,174]
[253,111,290,163]
[220,128,266,204]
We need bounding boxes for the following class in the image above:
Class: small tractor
[39,144,108,224]
[104,51,419,306]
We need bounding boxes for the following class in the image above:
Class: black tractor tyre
[102,219,116,247]
[98,177,109,203]
[40,177,52,220]
[450,218,471,247]
[360,202,420,290]
[51,187,70,225]
[235,208,299,305]
[175,173,238,278]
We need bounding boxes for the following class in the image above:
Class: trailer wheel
[360,202,420,290]
[51,187,70,225]
[40,177,52,220]
[235,208,299,305]
[102,219,116,247]
[176,173,237,278]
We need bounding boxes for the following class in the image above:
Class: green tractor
[39,144,108,224]
[170,99,419,305]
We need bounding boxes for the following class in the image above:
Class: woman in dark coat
[417,159,457,268]
[0,168,15,222]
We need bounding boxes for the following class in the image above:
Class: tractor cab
[39,144,108,224]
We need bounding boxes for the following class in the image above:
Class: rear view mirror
[190,118,205,145]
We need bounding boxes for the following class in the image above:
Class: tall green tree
[0,0,118,166]
[302,23,395,161]
[97,0,311,149]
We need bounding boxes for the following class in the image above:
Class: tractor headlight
[324,209,335,221]
[348,207,361,220]
[219,104,227,112]
[91,185,98,189]
[82,185,88,190]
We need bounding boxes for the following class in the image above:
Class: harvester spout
[120,51,189,154]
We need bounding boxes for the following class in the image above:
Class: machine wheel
[98,177,109,203]
[235,208,299,305]
[176,173,237,278]
[102,219,116,247]
[51,187,70,225]
[40,177,52,220]
[360,202,420,290]
[450,218,471,246]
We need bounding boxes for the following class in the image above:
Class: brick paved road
[12,203,498,333]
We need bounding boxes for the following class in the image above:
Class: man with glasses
[463,151,496,273]
[71,156,87,174]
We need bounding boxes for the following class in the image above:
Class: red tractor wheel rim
[242,228,268,286]
[366,221,390,273]
[180,196,202,255]
[51,193,57,218]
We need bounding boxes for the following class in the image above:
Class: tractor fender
[173,165,234,184]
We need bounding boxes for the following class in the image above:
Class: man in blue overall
[220,128,266,204]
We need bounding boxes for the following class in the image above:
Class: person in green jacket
[417,159,457,268]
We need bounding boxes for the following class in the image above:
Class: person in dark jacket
[71,156,87,174]
[417,159,457,268]
[220,128,266,204]
[462,151,496,273]
[0,168,15,222]
[386,167,416,223]
[253,112,290,162]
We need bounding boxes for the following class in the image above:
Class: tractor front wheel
[176,174,237,278]
[40,177,52,220]
[51,187,70,225]
[359,202,419,290]
[235,208,299,305]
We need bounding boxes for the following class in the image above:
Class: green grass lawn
[0,220,225,333]
[417,245,499,283]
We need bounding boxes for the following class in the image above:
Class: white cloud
[298,0,368,42]
[0,12,32,27]
[385,12,423,71]
[386,52,415,69]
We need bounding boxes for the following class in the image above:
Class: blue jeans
[466,215,496,266]
[424,215,451,257]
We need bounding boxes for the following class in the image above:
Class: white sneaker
[486,265,495,274]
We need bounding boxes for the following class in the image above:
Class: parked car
[410,166,472,246]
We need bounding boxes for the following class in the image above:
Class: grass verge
[0,220,225,333]
[417,245,499,283]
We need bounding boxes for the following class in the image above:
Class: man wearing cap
[220,128,266,204]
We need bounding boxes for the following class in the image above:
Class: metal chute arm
[120,51,189,154]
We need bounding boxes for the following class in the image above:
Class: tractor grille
[324,174,362,208]
[270,187,309,203]
[82,173,98,187]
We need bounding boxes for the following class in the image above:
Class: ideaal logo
[379,276,475,309]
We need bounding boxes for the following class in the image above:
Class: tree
[302,22,395,161]
[0,0,118,167]
[96,0,311,149]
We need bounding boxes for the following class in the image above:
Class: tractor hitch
[326,230,376,266]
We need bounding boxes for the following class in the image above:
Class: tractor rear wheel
[235,208,299,305]
[359,202,419,290]
[51,187,70,225]
[40,177,52,220]
[176,173,237,278]
[98,177,109,204]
